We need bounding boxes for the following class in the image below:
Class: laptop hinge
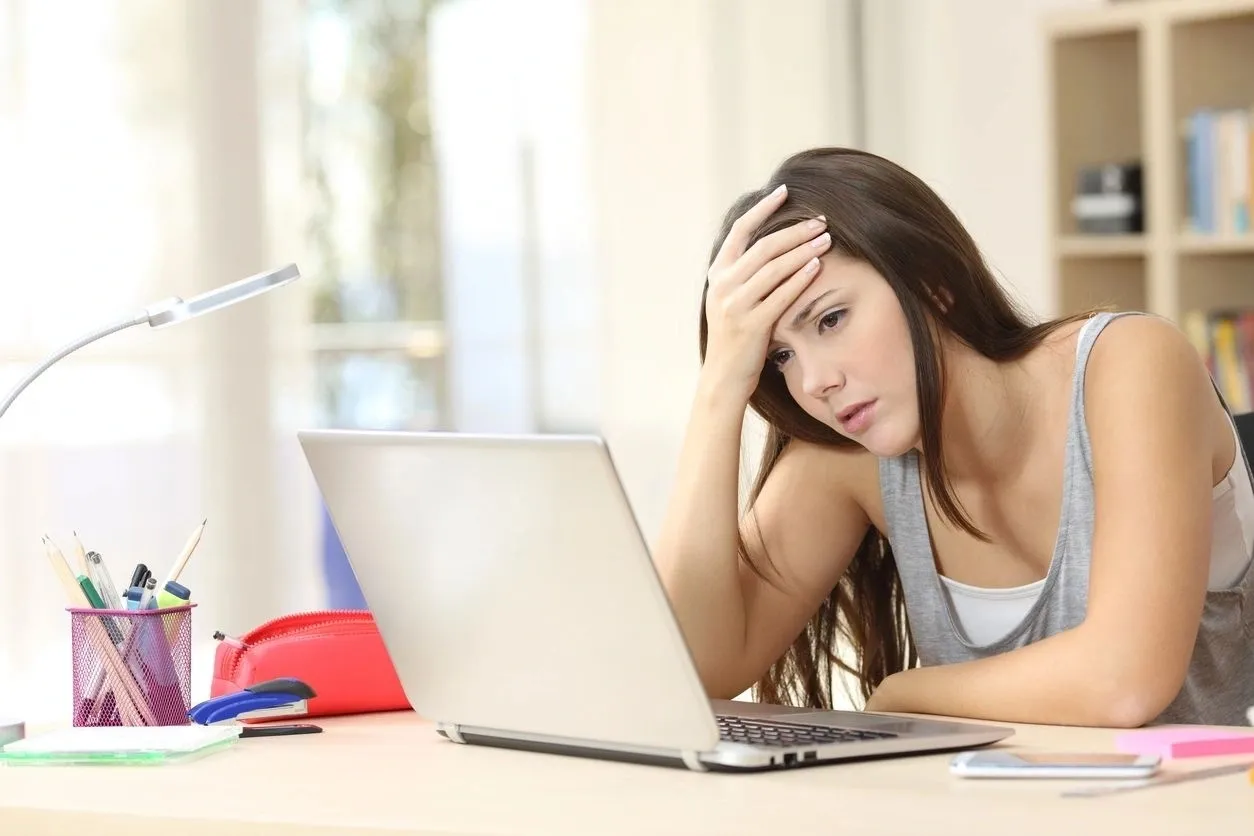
[436,721,465,744]
[445,723,711,771]
[681,750,707,771]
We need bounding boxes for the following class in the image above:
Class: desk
[1,711,1250,835]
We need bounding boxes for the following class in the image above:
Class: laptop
[297,429,1013,772]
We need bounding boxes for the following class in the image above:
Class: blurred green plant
[305,0,445,325]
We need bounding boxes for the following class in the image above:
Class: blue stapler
[188,678,322,737]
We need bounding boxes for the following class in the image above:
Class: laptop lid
[298,429,722,754]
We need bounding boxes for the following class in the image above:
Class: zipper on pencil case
[213,609,376,680]
[215,624,381,682]
[238,608,373,645]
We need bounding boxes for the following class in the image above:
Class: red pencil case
[210,609,412,718]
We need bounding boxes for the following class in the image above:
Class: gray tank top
[878,311,1254,726]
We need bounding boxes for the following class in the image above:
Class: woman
[654,147,1254,728]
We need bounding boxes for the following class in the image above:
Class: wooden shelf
[1045,0,1254,323]
[1178,233,1254,254]
[1043,5,1144,38]
[1057,235,1146,257]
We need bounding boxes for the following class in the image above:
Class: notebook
[1116,725,1254,759]
[0,724,241,765]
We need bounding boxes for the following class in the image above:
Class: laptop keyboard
[716,715,898,748]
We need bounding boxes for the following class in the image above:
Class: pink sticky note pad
[1116,726,1254,759]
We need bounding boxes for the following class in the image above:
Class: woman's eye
[768,349,793,369]
[818,309,845,332]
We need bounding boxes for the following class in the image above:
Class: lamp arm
[0,312,150,421]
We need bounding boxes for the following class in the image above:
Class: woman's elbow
[1094,673,1181,728]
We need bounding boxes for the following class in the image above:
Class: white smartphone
[949,750,1162,779]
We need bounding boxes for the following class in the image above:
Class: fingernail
[804,257,820,274]
[811,232,831,248]
[806,218,825,231]
[773,184,787,197]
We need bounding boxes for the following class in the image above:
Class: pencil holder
[68,604,195,727]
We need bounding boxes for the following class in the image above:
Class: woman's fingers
[737,230,831,305]
[710,183,789,273]
[733,218,827,289]
[755,255,823,326]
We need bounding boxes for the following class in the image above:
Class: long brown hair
[699,147,1090,708]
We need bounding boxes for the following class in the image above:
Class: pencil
[43,536,153,726]
[71,530,89,577]
[42,536,81,603]
[163,518,206,589]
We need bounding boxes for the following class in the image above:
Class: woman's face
[766,254,920,457]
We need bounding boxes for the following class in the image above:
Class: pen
[42,537,152,725]
[138,577,157,610]
[212,631,247,650]
[128,563,150,591]
[76,574,123,644]
[162,518,206,590]
[86,551,123,610]
[77,575,108,610]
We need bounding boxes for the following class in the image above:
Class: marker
[128,563,150,591]
[124,587,143,611]
[155,580,191,610]
[138,577,157,611]
[76,575,122,643]
[77,575,107,610]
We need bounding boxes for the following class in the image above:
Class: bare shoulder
[743,435,875,594]
[1083,313,1230,473]
[772,436,879,493]
[1084,314,1212,398]
[764,437,880,522]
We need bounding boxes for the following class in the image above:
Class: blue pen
[138,577,158,610]
[124,586,143,610]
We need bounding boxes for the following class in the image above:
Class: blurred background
[3,0,1235,717]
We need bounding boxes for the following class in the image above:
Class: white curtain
[0,0,867,721]
[0,0,322,722]
[0,0,595,723]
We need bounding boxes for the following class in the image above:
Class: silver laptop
[297,429,1013,772]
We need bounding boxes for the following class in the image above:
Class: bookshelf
[1045,0,1254,409]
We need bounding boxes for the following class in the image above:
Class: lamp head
[145,263,301,328]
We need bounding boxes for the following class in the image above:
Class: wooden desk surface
[1,711,1250,835]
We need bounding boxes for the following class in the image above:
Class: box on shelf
[1072,162,1143,234]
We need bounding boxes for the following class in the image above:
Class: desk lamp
[0,263,301,419]
[0,263,300,743]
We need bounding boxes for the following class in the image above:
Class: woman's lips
[838,400,876,433]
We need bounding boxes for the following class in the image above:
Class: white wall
[584,0,1106,542]
[863,0,1103,319]
[585,0,861,542]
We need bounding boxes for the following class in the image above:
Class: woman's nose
[801,359,845,400]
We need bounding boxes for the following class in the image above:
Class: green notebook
[0,724,240,765]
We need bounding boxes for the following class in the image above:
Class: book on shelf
[1184,107,1253,236]
[1184,309,1254,413]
